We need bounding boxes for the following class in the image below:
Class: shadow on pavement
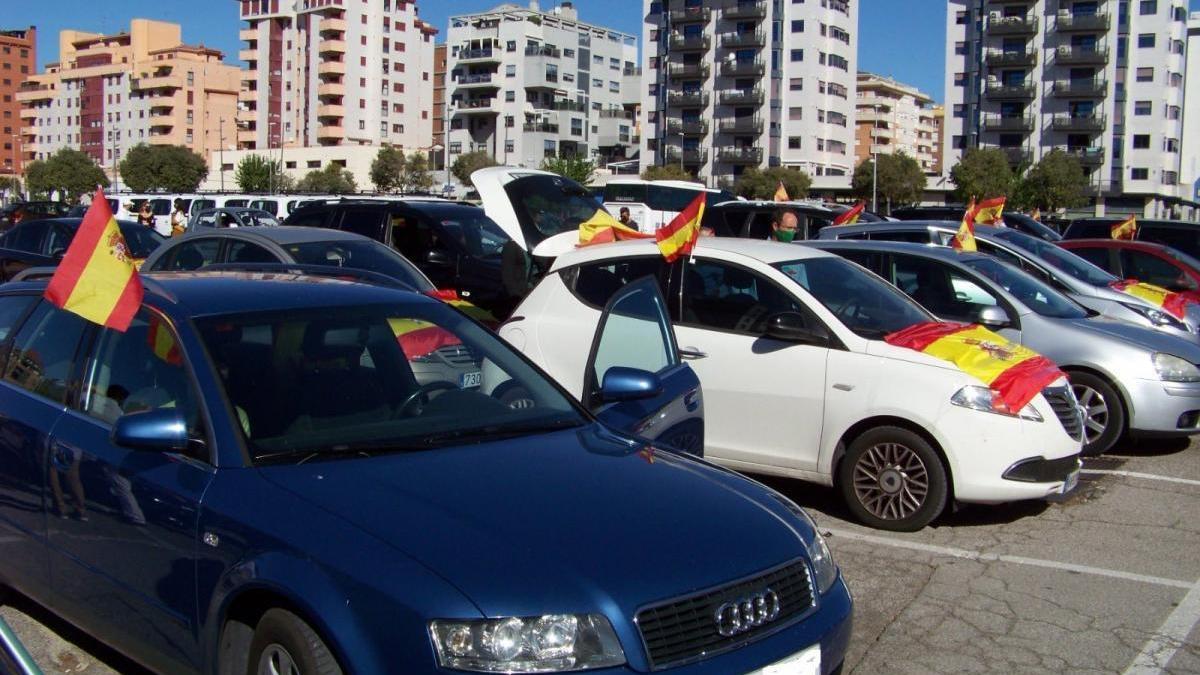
[1108,435,1192,458]
[0,590,151,675]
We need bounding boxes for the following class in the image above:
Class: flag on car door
[831,201,865,226]
[951,198,979,252]
[1111,215,1137,240]
[656,193,705,262]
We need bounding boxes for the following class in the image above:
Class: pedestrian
[170,199,188,238]
[769,208,799,243]
[10,206,26,225]
[618,207,638,230]
[137,201,154,228]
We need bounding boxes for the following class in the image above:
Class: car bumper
[1124,378,1200,435]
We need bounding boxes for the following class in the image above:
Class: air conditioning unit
[987,74,999,84]
[989,11,1000,21]
[1058,45,1072,56]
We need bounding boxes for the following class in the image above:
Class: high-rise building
[433,43,447,175]
[854,72,940,176]
[444,1,640,175]
[932,105,946,175]
[15,20,239,183]
[0,27,36,179]
[1182,11,1200,203]
[640,0,859,189]
[944,0,1192,216]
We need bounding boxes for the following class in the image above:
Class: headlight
[1153,353,1200,382]
[769,493,840,594]
[429,614,624,672]
[951,385,1043,421]
[1121,302,1187,330]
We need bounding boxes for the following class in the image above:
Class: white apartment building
[444,2,640,174]
[640,0,859,190]
[1181,11,1200,203]
[236,0,436,155]
[944,0,1193,217]
[854,72,941,176]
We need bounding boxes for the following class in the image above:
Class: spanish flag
[578,208,652,247]
[1111,215,1137,241]
[951,198,979,252]
[774,181,790,202]
[831,201,866,226]
[146,315,182,365]
[426,289,499,327]
[388,317,463,361]
[973,196,1006,226]
[656,193,705,263]
[886,322,1064,412]
[1030,207,1041,222]
[1110,280,1197,320]
[45,189,143,332]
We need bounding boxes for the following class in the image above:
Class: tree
[370,146,407,193]
[24,148,108,200]
[949,148,1014,202]
[541,156,596,184]
[296,164,357,194]
[118,144,208,193]
[1013,149,1088,212]
[234,154,286,193]
[734,167,812,200]
[450,150,498,186]
[0,176,21,203]
[401,153,434,193]
[641,165,696,181]
[851,151,927,214]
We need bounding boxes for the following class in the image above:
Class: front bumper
[1123,378,1200,434]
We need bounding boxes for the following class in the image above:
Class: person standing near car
[137,201,155,229]
[770,209,800,243]
[170,199,188,238]
[618,207,639,230]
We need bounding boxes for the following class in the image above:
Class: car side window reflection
[227,241,278,264]
[571,257,668,309]
[591,283,675,398]
[1070,246,1114,273]
[892,255,998,323]
[163,239,222,271]
[681,260,804,333]
[1123,250,1191,290]
[0,295,34,343]
[3,302,88,404]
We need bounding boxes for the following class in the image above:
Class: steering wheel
[396,381,459,417]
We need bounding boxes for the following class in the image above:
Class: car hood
[864,337,966,374]
[1060,315,1200,361]
[257,424,812,618]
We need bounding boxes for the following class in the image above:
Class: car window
[435,212,510,258]
[871,230,930,243]
[589,279,676,400]
[44,223,74,257]
[3,301,88,404]
[284,240,435,292]
[1123,249,1193,290]
[391,212,442,262]
[224,199,249,208]
[1065,221,1111,239]
[339,209,387,241]
[504,174,601,249]
[227,241,279,264]
[682,259,807,333]
[1140,226,1200,260]
[570,257,668,309]
[891,254,998,323]
[162,238,222,271]
[774,257,933,339]
[963,257,1089,319]
[286,208,330,228]
[991,228,1116,286]
[1,223,44,253]
[118,223,165,259]
[149,199,172,216]
[190,199,216,214]
[1068,246,1115,273]
[0,295,34,343]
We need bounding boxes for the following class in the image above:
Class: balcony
[524,46,562,58]
[984,48,1037,67]
[237,129,257,144]
[667,62,711,79]
[318,39,346,55]
[724,1,768,20]
[666,90,710,107]
[717,147,764,164]
[985,15,1038,35]
[134,73,184,90]
[317,104,345,119]
[452,98,500,115]
[15,84,54,103]
[1055,12,1110,32]
[1052,79,1108,98]
[552,99,588,113]
[719,88,763,105]
[1000,147,1032,164]
[455,73,498,89]
[668,7,711,22]
[1063,147,1105,167]
[317,61,346,77]
[984,82,1036,99]
[18,107,37,120]
[981,114,1034,132]
[665,148,709,165]
[719,30,766,49]
[316,125,345,141]
[457,48,501,64]
[318,17,347,34]
[669,33,711,51]
[239,108,258,122]
[720,59,765,77]
[1053,45,1109,66]
[666,119,710,136]
[523,122,560,134]
[1050,113,1107,132]
[239,88,257,102]
[239,28,258,42]
[238,49,258,62]
[717,116,764,134]
[317,82,344,98]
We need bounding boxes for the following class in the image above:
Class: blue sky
[7,0,1200,104]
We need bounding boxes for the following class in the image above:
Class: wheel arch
[1060,364,1133,423]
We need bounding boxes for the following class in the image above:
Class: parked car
[811,240,1200,455]
[0,217,164,280]
[1064,218,1200,259]
[703,200,882,241]
[500,238,1082,531]
[0,202,70,230]
[284,198,514,315]
[0,268,849,674]
[891,206,1062,241]
[819,221,1200,341]
[188,207,281,230]
[1058,239,1200,293]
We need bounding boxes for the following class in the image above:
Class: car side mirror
[977,305,1012,329]
[764,312,830,346]
[426,249,452,266]
[111,409,189,452]
[599,367,663,403]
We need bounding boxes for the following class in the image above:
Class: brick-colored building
[433,43,446,173]
[0,27,36,178]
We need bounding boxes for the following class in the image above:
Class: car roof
[16,217,143,229]
[200,207,273,215]
[551,237,837,270]
[175,225,366,245]
[1058,238,1163,249]
[712,200,837,214]
[808,238,995,264]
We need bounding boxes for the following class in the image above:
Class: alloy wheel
[258,644,301,675]
[1071,383,1109,445]
[852,442,930,521]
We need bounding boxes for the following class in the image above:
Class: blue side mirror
[111,410,190,452]
[599,367,663,403]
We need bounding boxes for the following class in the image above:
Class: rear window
[505,175,601,249]
[1064,221,1113,239]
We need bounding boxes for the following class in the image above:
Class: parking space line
[1080,469,1200,488]
[824,528,1195,590]
[1123,581,1200,675]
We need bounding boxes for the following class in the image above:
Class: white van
[602,178,737,233]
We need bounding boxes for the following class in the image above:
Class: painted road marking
[1123,581,1200,675]
[1080,469,1200,488]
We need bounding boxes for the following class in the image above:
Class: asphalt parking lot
[3,437,1199,674]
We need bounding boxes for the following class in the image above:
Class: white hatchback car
[501,238,1083,531]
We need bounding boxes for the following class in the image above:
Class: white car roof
[549,238,836,271]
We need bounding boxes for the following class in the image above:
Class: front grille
[433,344,477,367]
[635,559,814,670]
[1043,385,1083,440]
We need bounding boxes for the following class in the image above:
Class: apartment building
[444,1,639,175]
[854,72,940,176]
[1182,11,1199,202]
[433,43,447,173]
[932,105,946,175]
[15,20,239,182]
[944,0,1193,216]
[640,0,859,190]
[0,27,36,178]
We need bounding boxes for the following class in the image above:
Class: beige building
[16,20,239,181]
[854,72,940,176]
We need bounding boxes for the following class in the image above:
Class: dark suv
[285,199,511,314]
[0,201,70,229]
[1064,218,1200,259]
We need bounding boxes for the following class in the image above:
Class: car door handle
[679,347,707,360]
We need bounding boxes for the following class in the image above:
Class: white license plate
[1061,468,1080,495]
[746,644,821,675]
[459,371,482,389]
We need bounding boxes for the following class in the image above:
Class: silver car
[811,239,1200,455]
[818,221,1200,343]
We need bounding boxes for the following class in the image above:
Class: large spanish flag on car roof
[885,322,1064,412]
[656,193,705,263]
[44,189,143,332]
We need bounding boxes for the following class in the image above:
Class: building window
[791,20,804,31]
[1136,67,1153,82]
[790,49,803,61]
[1131,168,1149,180]
[1132,134,1151,149]
[789,77,802,91]
[1139,0,1157,14]
[1137,33,1156,48]
[1133,101,1152,116]
[788,106,802,120]
[788,136,801,149]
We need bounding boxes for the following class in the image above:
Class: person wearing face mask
[770,208,799,243]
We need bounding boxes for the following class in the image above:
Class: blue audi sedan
[0,270,850,674]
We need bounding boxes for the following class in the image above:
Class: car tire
[247,608,343,675]
[1067,371,1125,456]
[838,426,948,532]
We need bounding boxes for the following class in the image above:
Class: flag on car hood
[656,193,705,263]
[831,201,865,226]
[973,196,1006,226]
[578,208,652,246]
[1110,279,1197,320]
[885,322,1063,412]
[1111,215,1137,240]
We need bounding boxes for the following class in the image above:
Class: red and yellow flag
[1111,215,1137,241]
[1110,280,1197,320]
[831,201,866,226]
[656,193,705,263]
[44,189,143,332]
[973,196,1006,226]
[773,181,790,202]
[951,198,979,252]
[578,208,652,247]
[1029,207,1041,222]
[146,315,182,365]
[388,317,464,361]
[426,289,498,327]
[886,322,1064,412]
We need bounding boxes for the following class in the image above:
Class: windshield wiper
[412,418,583,447]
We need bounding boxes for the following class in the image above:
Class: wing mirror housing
[977,305,1012,329]
[111,410,190,452]
[764,312,830,346]
[599,367,663,403]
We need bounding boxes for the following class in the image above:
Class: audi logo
[714,588,782,637]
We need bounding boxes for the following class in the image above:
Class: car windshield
[197,303,584,463]
[284,240,435,292]
[962,257,1088,319]
[990,228,1117,286]
[118,222,166,258]
[433,209,510,257]
[774,257,933,339]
